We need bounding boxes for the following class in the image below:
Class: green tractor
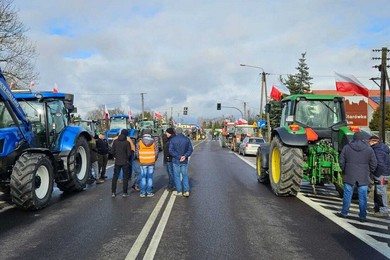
[256,94,362,197]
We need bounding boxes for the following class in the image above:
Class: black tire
[256,152,269,183]
[10,153,54,210]
[57,137,90,192]
[269,137,303,196]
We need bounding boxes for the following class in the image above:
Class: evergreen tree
[281,52,313,95]
[268,100,282,130]
[369,103,390,131]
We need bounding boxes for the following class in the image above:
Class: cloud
[13,0,390,122]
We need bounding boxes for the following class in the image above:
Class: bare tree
[0,0,38,87]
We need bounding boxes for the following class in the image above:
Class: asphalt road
[0,138,388,260]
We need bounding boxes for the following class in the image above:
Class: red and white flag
[270,83,290,101]
[53,83,58,93]
[154,112,163,120]
[127,106,132,122]
[335,72,369,97]
[104,105,110,120]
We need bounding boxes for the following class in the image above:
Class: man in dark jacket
[169,127,193,197]
[368,135,390,218]
[111,129,132,197]
[337,131,377,222]
[96,133,109,180]
[162,128,176,191]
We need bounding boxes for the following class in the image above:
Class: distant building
[312,89,389,132]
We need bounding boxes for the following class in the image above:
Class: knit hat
[121,129,129,136]
[369,135,380,141]
[166,128,175,135]
[176,127,183,134]
[353,131,365,141]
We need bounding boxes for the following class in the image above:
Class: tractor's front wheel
[269,137,303,196]
[10,153,54,210]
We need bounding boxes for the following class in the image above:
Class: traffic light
[217,103,221,110]
[183,107,188,115]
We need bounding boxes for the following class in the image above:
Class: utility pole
[373,47,389,142]
[140,92,146,120]
[243,102,247,119]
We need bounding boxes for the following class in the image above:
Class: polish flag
[335,72,369,97]
[53,87,58,93]
[127,106,132,122]
[236,118,248,125]
[270,83,290,101]
[29,82,35,89]
[104,105,110,120]
[154,112,163,120]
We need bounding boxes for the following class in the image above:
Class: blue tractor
[0,70,92,210]
[105,114,137,155]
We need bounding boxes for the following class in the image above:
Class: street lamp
[240,64,271,141]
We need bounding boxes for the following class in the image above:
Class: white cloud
[13,0,390,121]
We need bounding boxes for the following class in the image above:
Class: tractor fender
[21,148,59,172]
[272,127,308,147]
[57,126,92,152]
[258,142,270,169]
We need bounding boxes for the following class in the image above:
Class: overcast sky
[13,0,390,122]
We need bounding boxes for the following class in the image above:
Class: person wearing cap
[336,131,377,222]
[136,133,159,197]
[111,129,132,198]
[162,128,176,191]
[169,127,193,197]
[368,135,390,218]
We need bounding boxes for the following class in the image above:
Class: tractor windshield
[295,100,342,128]
[0,101,15,128]
[110,117,128,129]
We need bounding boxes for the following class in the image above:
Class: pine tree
[268,100,283,130]
[281,52,313,95]
[369,103,390,131]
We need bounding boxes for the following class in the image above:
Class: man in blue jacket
[337,131,377,222]
[368,135,390,218]
[169,127,193,197]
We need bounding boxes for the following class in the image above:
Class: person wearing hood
[111,129,132,198]
[368,135,390,218]
[336,131,377,222]
[136,134,159,197]
[162,128,176,191]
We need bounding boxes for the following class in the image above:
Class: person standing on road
[368,135,390,218]
[96,133,109,180]
[169,127,193,197]
[336,131,377,222]
[88,137,103,184]
[136,134,159,198]
[111,129,132,198]
[162,127,176,191]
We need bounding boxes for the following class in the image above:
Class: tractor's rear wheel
[269,137,303,196]
[57,137,90,192]
[256,152,269,183]
[10,153,54,210]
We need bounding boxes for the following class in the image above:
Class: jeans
[140,165,154,194]
[112,164,130,194]
[173,163,189,193]
[341,183,368,219]
[374,176,389,214]
[166,161,175,189]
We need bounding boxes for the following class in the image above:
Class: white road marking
[143,192,176,259]
[125,189,169,260]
